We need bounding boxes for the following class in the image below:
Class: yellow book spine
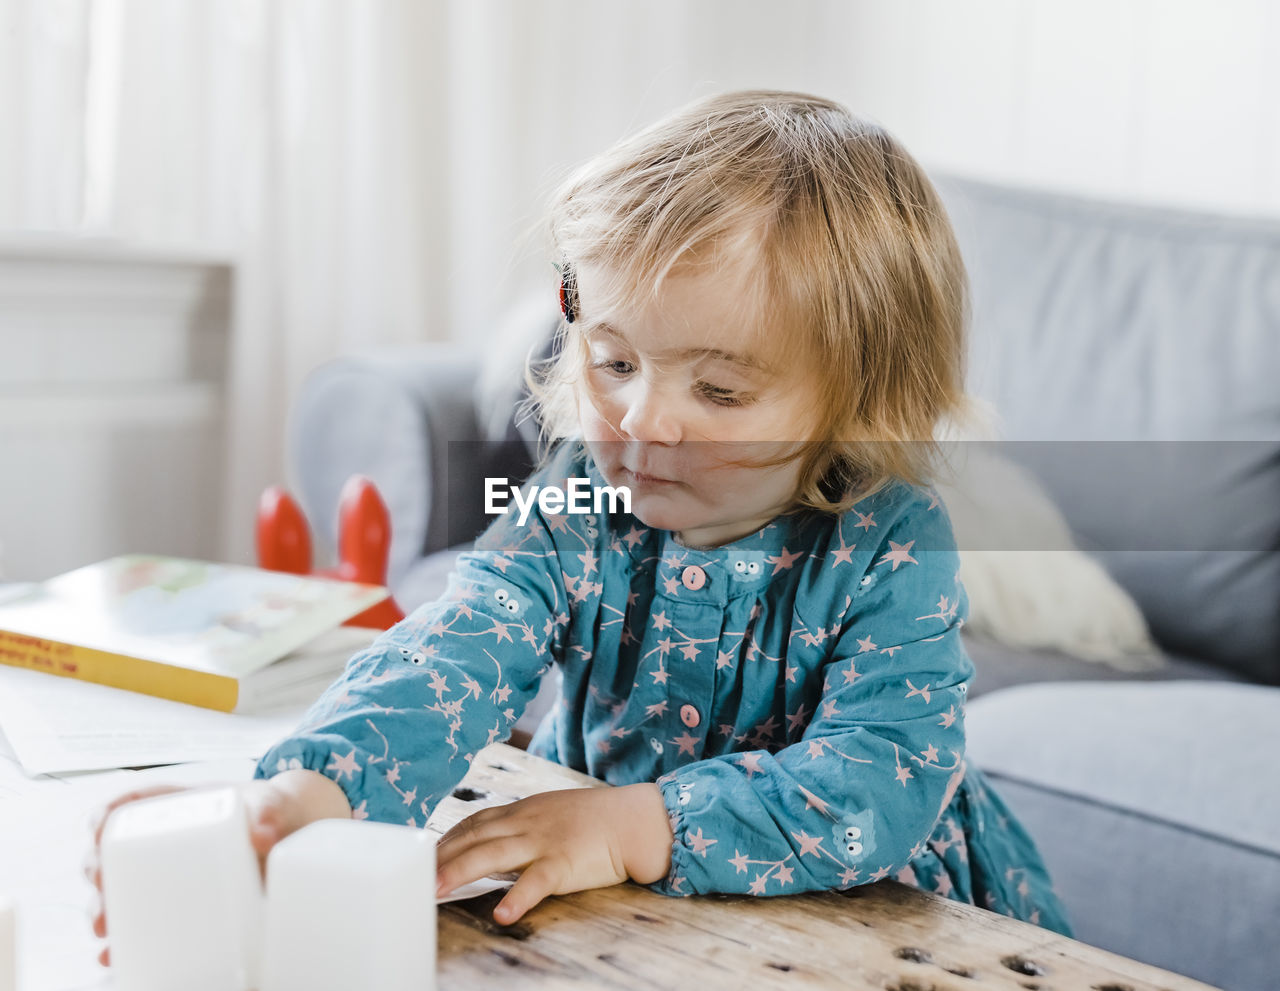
[0,629,239,712]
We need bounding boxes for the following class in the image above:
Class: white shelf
[0,240,235,581]
[0,383,223,427]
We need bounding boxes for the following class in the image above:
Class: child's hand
[434,783,674,924]
[84,770,351,967]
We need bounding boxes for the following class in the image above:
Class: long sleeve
[647,493,972,896]
[254,497,570,826]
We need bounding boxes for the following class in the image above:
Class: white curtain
[0,0,857,561]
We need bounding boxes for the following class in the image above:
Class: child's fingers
[88,888,106,938]
[246,794,287,855]
[435,807,525,864]
[435,800,520,847]
[82,846,101,890]
[492,858,566,924]
[435,834,536,898]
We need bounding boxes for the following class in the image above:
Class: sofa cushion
[939,444,1160,667]
[966,681,1280,991]
[962,634,1245,699]
[936,176,1280,683]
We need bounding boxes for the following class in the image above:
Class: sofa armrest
[288,344,487,587]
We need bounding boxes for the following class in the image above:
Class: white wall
[841,0,1280,218]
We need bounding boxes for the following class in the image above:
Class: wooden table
[436,745,1218,990]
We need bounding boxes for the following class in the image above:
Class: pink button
[681,565,706,590]
[680,704,700,728]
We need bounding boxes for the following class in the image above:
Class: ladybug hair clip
[556,261,578,324]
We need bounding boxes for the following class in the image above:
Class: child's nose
[619,385,681,444]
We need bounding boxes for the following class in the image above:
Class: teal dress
[256,441,1071,934]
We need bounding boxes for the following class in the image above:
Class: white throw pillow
[934,442,1162,669]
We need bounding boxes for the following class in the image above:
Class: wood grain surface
[434,744,1217,991]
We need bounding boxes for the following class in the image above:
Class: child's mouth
[624,468,678,486]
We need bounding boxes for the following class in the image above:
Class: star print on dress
[876,539,918,571]
[326,749,361,780]
[253,440,1072,938]
[767,547,804,574]
[829,525,857,567]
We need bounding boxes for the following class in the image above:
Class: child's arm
[252,448,576,834]
[645,491,971,898]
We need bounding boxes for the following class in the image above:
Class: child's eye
[696,382,752,407]
[590,358,634,377]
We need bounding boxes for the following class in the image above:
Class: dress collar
[577,444,810,601]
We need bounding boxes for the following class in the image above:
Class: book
[0,556,389,713]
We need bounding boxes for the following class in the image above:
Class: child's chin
[627,496,702,534]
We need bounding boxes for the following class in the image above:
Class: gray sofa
[287,176,1279,991]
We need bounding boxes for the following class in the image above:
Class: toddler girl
[91,90,1070,944]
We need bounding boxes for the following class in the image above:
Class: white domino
[262,819,437,991]
[0,895,15,991]
[100,788,264,991]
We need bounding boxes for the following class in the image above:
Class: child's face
[575,260,819,548]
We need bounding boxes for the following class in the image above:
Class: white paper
[0,628,377,776]
[0,724,67,824]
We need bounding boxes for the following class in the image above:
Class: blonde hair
[523,89,976,513]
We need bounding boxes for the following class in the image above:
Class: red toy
[256,476,405,630]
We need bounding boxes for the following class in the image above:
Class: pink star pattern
[687,827,717,857]
[830,528,857,567]
[877,539,918,571]
[798,785,831,816]
[767,547,804,574]
[905,680,932,705]
[326,749,361,781]
[792,830,824,857]
[671,731,699,756]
